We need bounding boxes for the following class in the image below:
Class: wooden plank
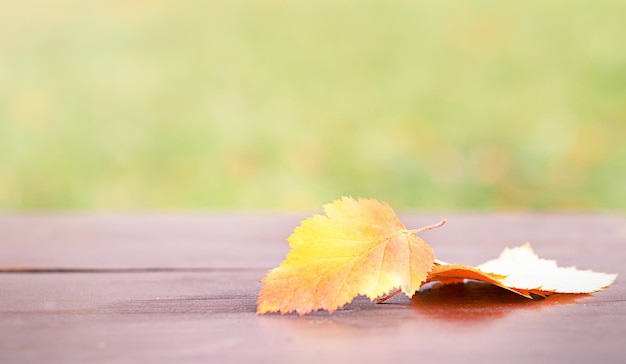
[1,213,624,269]
[0,214,302,269]
[0,214,625,363]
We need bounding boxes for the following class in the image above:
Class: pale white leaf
[475,243,617,293]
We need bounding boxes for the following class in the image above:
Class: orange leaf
[425,262,528,296]
[257,197,440,315]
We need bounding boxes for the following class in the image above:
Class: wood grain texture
[1,213,625,363]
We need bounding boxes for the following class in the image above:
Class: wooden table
[1,213,625,363]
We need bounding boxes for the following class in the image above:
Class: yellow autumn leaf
[256,197,442,315]
[430,243,617,297]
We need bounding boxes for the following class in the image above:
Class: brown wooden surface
[1,213,625,363]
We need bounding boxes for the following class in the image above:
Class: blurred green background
[1,0,625,211]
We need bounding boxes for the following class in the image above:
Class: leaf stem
[376,288,402,303]
[406,218,446,234]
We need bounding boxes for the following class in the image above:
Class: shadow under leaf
[411,281,586,323]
